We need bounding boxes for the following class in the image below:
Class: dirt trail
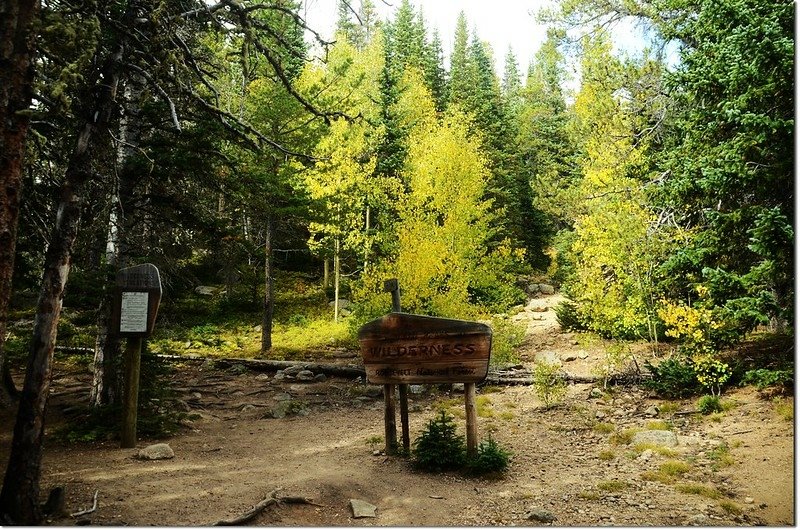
[0,293,794,526]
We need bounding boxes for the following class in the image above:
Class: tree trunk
[90,82,140,407]
[260,216,274,354]
[0,44,122,524]
[323,258,329,289]
[0,0,40,406]
[333,237,340,322]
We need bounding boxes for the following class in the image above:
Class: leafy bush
[643,357,702,398]
[412,411,466,472]
[692,354,731,396]
[532,361,567,408]
[465,435,511,476]
[489,318,525,367]
[554,300,587,332]
[741,368,793,391]
[697,395,723,415]
[287,314,309,327]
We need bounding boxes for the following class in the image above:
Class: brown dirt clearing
[0,294,794,526]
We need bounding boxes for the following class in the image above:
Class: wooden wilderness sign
[111,263,162,337]
[358,313,492,385]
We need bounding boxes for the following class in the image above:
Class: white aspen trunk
[334,237,340,323]
[363,205,370,275]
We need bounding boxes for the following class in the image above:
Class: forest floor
[0,294,794,526]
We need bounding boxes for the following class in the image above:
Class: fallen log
[483,372,651,386]
[157,354,366,379]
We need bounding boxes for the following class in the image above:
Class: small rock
[273,371,286,381]
[314,373,327,383]
[589,388,604,399]
[283,365,305,376]
[350,499,377,518]
[578,351,589,359]
[409,384,426,394]
[595,411,607,419]
[194,285,216,296]
[296,370,315,381]
[451,383,465,393]
[526,509,556,523]
[274,392,292,401]
[744,497,755,504]
[137,443,174,460]
[538,283,556,295]
[241,404,256,412]
[687,514,707,526]
[190,392,202,400]
[645,406,659,417]
[527,283,540,294]
[571,340,580,346]
[255,373,270,381]
[561,354,578,362]
[329,299,353,310]
[632,430,679,447]
[637,449,654,462]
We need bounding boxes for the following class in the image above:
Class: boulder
[137,443,174,460]
[194,286,216,296]
[632,430,679,447]
[538,284,556,295]
[329,299,353,310]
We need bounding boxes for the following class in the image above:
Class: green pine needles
[412,411,511,476]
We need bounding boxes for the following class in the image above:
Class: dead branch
[211,490,322,526]
[70,490,99,518]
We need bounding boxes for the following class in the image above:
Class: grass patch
[646,420,672,431]
[579,490,601,501]
[609,428,640,446]
[708,443,735,470]
[674,482,722,499]
[642,460,692,484]
[658,402,681,415]
[476,395,494,418]
[773,397,793,421]
[593,422,615,434]
[596,480,628,492]
[719,500,742,515]
[499,411,515,421]
[598,449,615,461]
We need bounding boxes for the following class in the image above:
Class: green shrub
[532,361,567,407]
[287,314,309,327]
[465,435,511,475]
[697,395,723,415]
[643,357,702,398]
[412,411,466,472]
[741,368,793,390]
[555,300,587,332]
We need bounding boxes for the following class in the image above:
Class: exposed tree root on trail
[211,489,323,526]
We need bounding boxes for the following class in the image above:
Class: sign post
[358,310,492,458]
[382,279,411,454]
[112,263,162,448]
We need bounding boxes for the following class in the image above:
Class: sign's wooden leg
[384,383,398,455]
[465,382,478,458]
[399,383,410,453]
[122,337,143,448]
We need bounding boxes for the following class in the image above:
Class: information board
[358,313,492,384]
[112,263,162,337]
